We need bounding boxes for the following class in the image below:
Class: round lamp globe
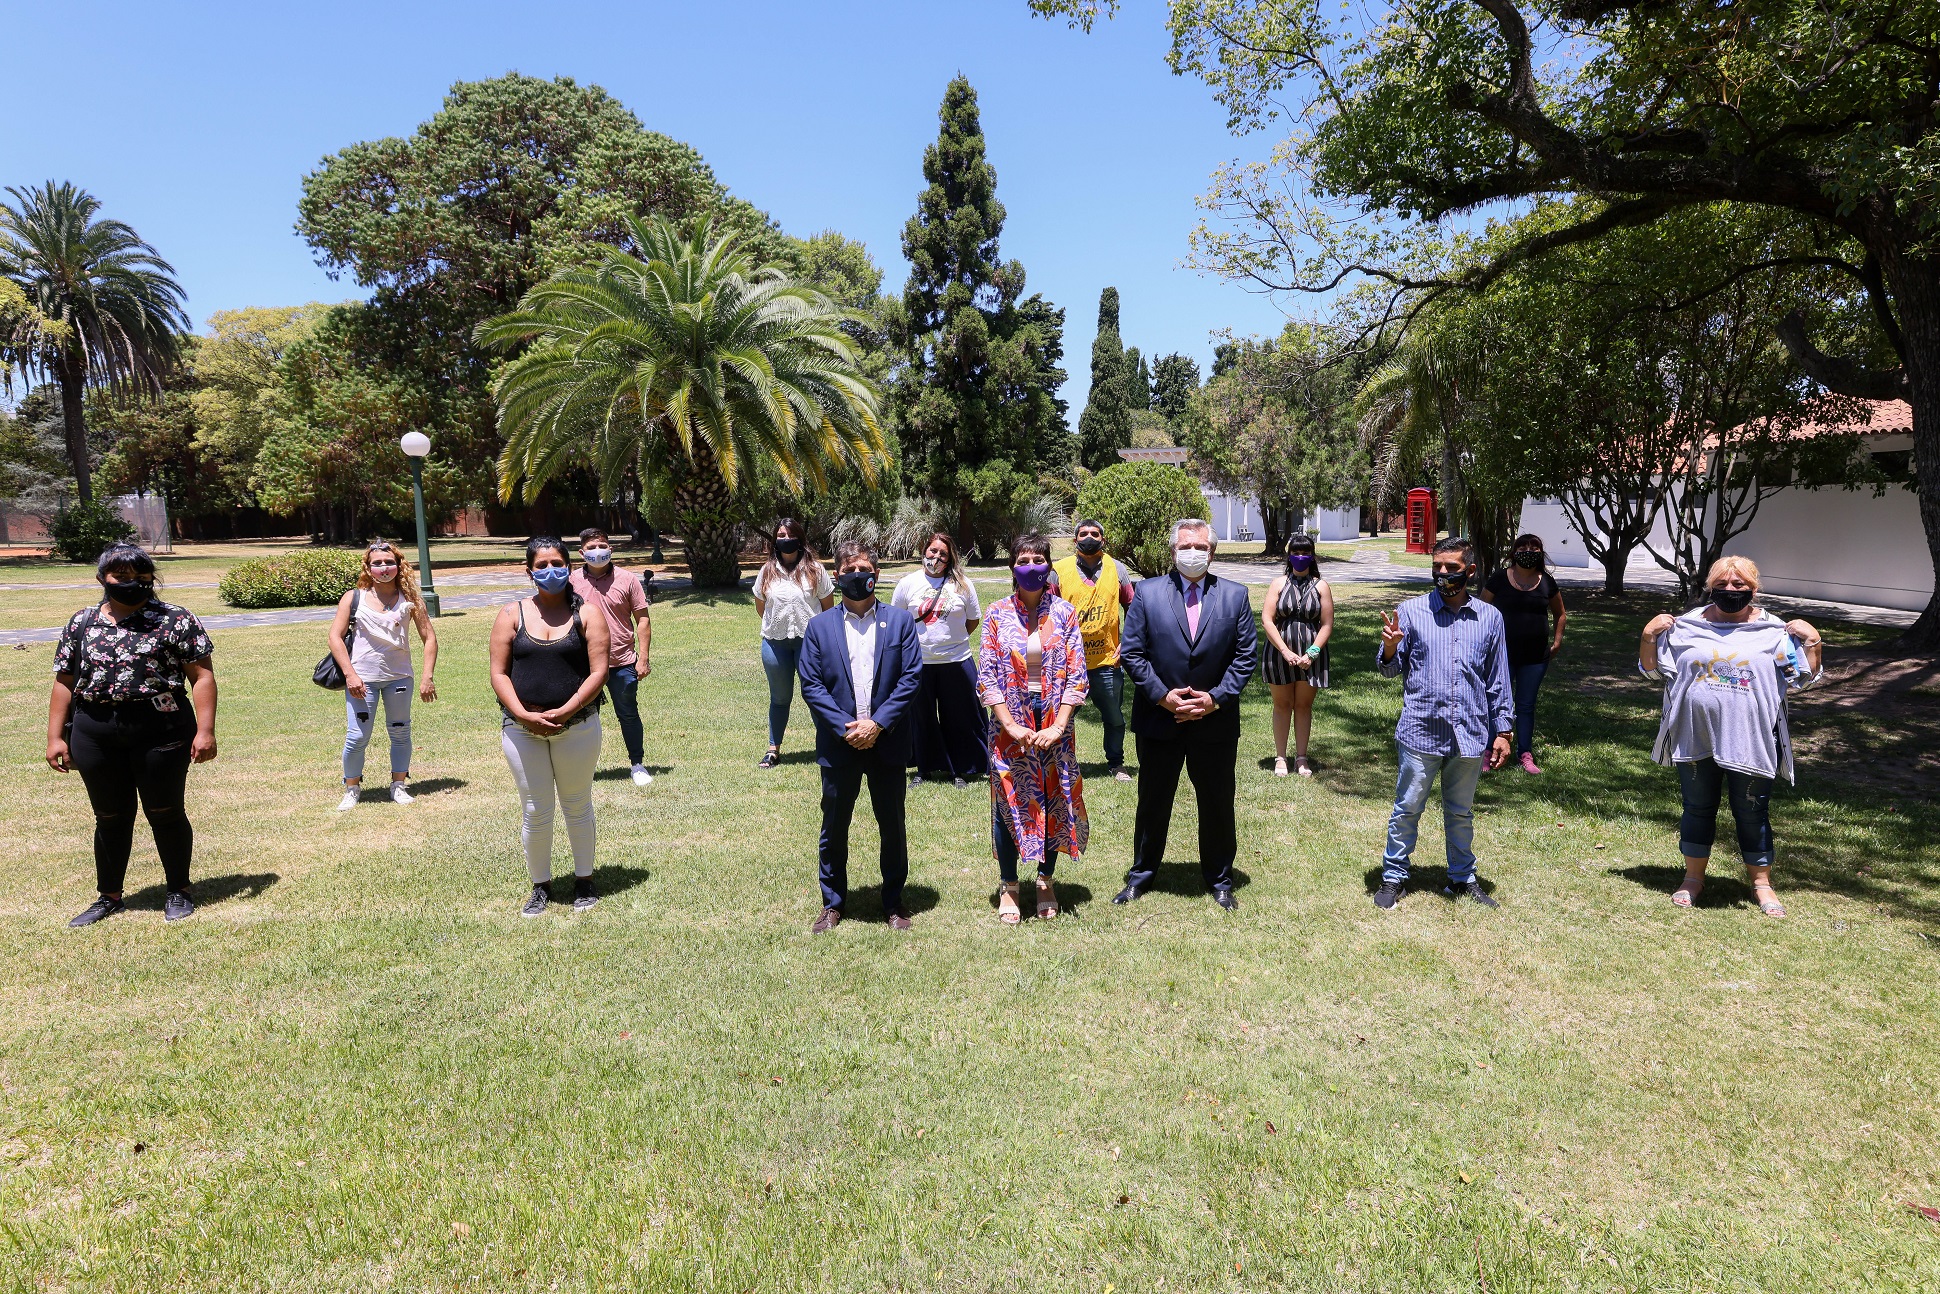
[399,432,432,458]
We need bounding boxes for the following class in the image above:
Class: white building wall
[1311,506,1360,542]
[1523,471,1933,610]
[1731,483,1930,611]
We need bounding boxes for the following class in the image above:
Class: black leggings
[69,702,196,895]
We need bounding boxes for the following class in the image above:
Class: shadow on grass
[593,765,674,781]
[981,880,1097,916]
[590,863,651,896]
[1141,862,1253,897]
[1358,864,1498,898]
[843,882,940,923]
[404,777,467,796]
[1610,863,1757,910]
[129,871,278,910]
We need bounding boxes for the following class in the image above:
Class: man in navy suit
[798,539,924,933]
[1115,518,1258,911]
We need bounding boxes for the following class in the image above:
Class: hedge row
[218,549,366,609]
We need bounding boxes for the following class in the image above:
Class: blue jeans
[1087,664,1127,767]
[1510,661,1547,755]
[1677,758,1774,867]
[1381,743,1483,885]
[344,678,412,782]
[606,664,644,765]
[994,820,1058,882]
[761,637,803,747]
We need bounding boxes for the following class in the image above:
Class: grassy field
[1,568,1937,1292]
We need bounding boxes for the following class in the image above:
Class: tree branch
[1776,310,1910,401]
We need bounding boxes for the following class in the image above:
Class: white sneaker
[336,788,360,812]
[630,764,653,787]
[390,783,414,805]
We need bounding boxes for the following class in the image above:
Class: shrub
[1076,462,1210,577]
[219,548,366,608]
[50,501,137,564]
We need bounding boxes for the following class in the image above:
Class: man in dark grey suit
[1115,518,1258,911]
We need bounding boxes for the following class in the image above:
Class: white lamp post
[399,432,439,616]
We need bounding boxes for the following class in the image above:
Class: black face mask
[1075,536,1104,556]
[104,579,153,607]
[1709,586,1754,613]
[774,537,803,557]
[836,570,877,601]
[1513,550,1543,569]
[1433,569,1469,595]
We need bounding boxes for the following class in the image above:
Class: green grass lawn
[1,577,1937,1292]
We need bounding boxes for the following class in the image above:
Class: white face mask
[923,554,947,576]
[582,547,612,567]
[1174,547,1211,578]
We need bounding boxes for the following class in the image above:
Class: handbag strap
[345,588,361,645]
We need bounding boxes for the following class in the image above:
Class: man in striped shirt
[1373,536,1515,910]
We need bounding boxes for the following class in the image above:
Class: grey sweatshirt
[1647,609,1821,783]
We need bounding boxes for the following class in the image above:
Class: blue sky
[4,0,1294,409]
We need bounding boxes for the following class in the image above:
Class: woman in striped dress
[1261,533,1334,778]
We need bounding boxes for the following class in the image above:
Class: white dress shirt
[844,604,879,722]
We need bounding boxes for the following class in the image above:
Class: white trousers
[500,715,601,884]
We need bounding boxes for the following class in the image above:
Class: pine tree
[1077,287,1133,470]
[1151,352,1201,425]
[891,76,1068,551]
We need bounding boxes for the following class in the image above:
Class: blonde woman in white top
[326,541,439,808]
[752,518,834,767]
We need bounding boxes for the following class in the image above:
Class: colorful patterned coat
[977,593,1090,865]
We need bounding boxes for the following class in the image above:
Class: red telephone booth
[1404,488,1437,554]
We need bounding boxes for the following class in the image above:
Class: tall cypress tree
[1077,287,1133,470]
[1123,346,1152,412]
[891,76,1067,548]
[1151,352,1201,425]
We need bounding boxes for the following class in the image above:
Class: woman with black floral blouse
[46,544,219,927]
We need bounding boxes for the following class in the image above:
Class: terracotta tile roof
[1766,396,1911,439]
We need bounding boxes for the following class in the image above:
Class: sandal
[998,883,1022,925]
[1295,756,1315,779]
[1035,876,1059,919]
[1671,874,1704,908]
[1273,756,1289,778]
[757,748,780,769]
[1753,884,1786,919]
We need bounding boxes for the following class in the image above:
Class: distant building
[1519,398,1930,610]
[1115,446,1359,543]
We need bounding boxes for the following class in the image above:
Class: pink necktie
[1185,581,1201,640]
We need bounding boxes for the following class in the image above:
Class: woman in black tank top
[489,537,612,917]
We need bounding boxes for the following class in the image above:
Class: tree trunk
[672,442,742,588]
[56,363,93,506]
[1599,539,1634,595]
[1895,269,1940,651]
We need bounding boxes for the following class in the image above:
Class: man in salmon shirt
[571,527,654,786]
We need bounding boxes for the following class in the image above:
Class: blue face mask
[532,566,572,593]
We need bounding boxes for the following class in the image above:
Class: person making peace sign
[1371,537,1515,911]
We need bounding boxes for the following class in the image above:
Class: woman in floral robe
[977,532,1090,923]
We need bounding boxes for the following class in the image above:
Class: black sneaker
[163,891,195,922]
[521,883,551,918]
[1443,879,1500,908]
[908,774,924,791]
[951,777,968,790]
[572,877,598,911]
[1372,881,1403,910]
[68,895,125,928]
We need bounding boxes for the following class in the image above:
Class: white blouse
[757,562,834,640]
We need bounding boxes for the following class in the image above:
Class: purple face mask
[1287,553,1316,575]
[1013,561,1051,592]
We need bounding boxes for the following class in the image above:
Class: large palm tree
[479,215,888,587]
[0,182,189,504]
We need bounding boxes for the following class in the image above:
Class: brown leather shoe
[886,906,913,931]
[811,906,842,934]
